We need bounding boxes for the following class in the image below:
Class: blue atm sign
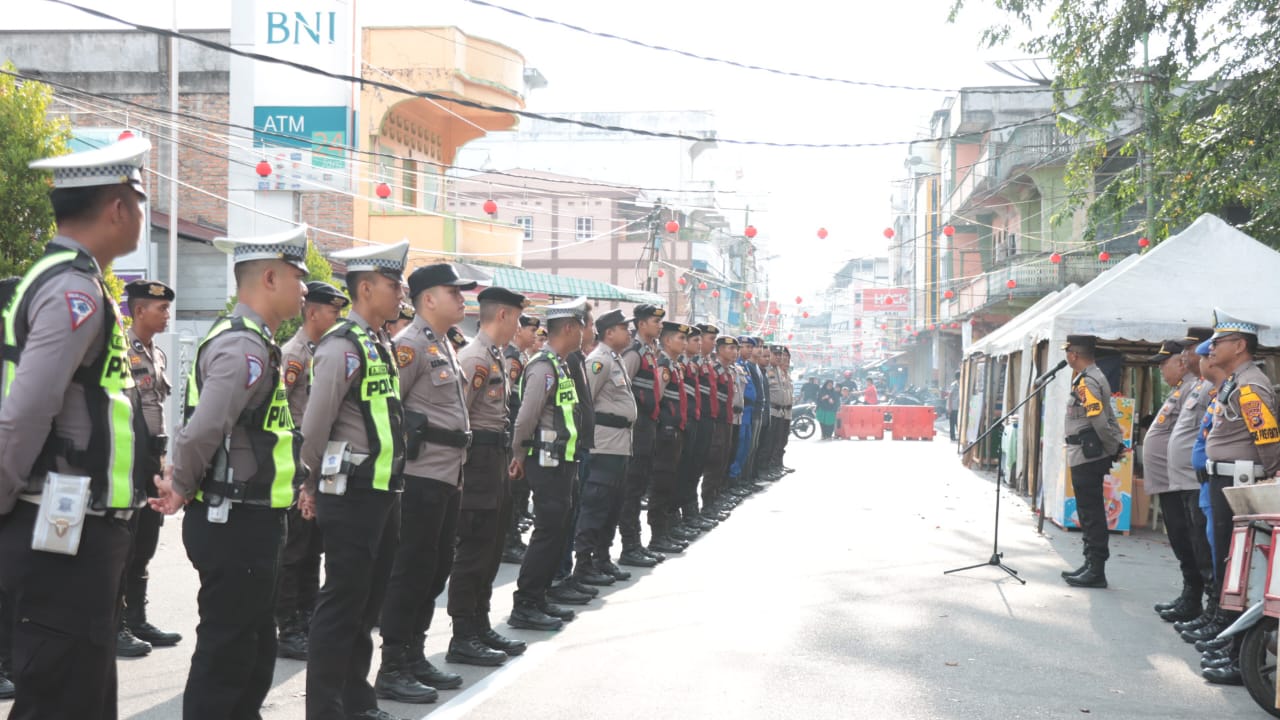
[253,105,347,156]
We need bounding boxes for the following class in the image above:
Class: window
[575,216,593,240]
[516,216,533,241]
[402,159,418,209]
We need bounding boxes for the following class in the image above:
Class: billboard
[862,288,909,314]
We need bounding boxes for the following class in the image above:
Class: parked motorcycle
[791,403,816,440]
[1216,483,1280,716]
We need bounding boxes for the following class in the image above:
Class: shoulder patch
[344,352,361,380]
[661,368,671,383]
[545,373,555,391]
[363,338,379,360]
[396,345,415,368]
[473,372,486,390]
[591,360,604,375]
[285,359,304,386]
[245,355,264,388]
[65,291,98,330]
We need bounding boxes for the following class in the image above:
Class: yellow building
[356,27,526,268]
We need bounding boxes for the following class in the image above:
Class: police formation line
[1060,319,1277,687]
[0,139,797,720]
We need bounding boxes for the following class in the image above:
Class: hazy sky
[10,0,1035,301]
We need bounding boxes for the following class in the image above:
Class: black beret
[1062,334,1098,351]
[595,309,630,334]
[124,280,174,302]
[519,314,541,329]
[633,304,666,321]
[661,321,691,335]
[716,336,739,347]
[447,326,468,349]
[695,323,720,335]
[477,286,528,309]
[1184,326,1213,343]
[305,281,349,309]
[1145,339,1185,363]
[407,263,478,299]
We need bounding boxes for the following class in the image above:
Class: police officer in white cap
[0,136,152,720]
[152,225,309,719]
[298,241,423,719]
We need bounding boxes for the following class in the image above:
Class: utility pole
[1141,31,1155,237]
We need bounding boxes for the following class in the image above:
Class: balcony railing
[942,252,1121,316]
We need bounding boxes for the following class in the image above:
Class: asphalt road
[2,434,1267,719]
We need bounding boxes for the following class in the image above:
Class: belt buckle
[463,432,473,450]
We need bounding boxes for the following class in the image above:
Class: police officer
[721,337,750,506]
[0,137,152,720]
[1060,334,1124,589]
[276,281,348,661]
[503,314,540,563]
[299,241,417,719]
[383,302,414,339]
[767,346,796,478]
[728,337,759,494]
[575,309,638,585]
[649,321,691,556]
[675,325,716,536]
[447,287,530,666]
[748,341,771,483]
[758,345,784,479]
[152,225,309,718]
[701,336,739,517]
[508,297,590,631]
[551,302,597,606]
[375,263,477,700]
[618,304,666,567]
[119,279,182,655]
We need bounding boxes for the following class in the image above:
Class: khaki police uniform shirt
[1064,364,1124,468]
[731,362,747,425]
[512,351,574,461]
[460,329,510,432]
[1167,377,1214,491]
[300,308,387,484]
[395,316,469,484]
[1206,360,1280,476]
[127,327,169,438]
[170,304,281,500]
[1141,372,1196,495]
[0,236,119,511]
[585,343,637,457]
[280,330,315,425]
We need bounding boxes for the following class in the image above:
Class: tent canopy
[481,265,664,305]
[967,285,1078,357]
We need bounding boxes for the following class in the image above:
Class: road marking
[419,642,557,720]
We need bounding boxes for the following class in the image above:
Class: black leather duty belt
[595,412,633,429]
[471,429,510,447]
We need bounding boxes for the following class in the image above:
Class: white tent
[968,285,1078,357]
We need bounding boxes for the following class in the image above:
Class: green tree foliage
[953,0,1280,244]
[0,62,71,277]
[224,239,337,343]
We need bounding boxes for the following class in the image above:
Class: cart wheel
[791,416,816,440]
[1241,617,1280,718]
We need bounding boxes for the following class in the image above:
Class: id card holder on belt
[207,467,232,524]
[538,429,560,468]
[1236,460,1256,487]
[31,473,91,556]
[320,441,349,495]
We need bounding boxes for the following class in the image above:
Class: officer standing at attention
[721,337,749,506]
[375,263,477,701]
[0,138,152,720]
[275,281,347,662]
[575,309,638,585]
[728,337,758,493]
[508,298,590,631]
[617,304,666,567]
[674,326,715,537]
[767,346,796,478]
[151,225,309,718]
[701,336,739,514]
[298,241,414,720]
[551,303,597,606]
[119,279,182,656]
[446,287,530,666]
[503,314,540,563]
[649,321,691,556]
[1060,334,1124,589]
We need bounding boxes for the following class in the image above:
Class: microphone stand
[943,362,1070,584]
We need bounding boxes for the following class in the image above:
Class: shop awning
[479,265,664,305]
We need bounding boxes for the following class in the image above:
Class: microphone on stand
[1032,359,1068,387]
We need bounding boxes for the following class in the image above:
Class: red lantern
[1138,237,1151,248]
[483,199,498,215]
[665,220,680,234]
[698,281,708,290]
[255,160,272,177]
[905,325,912,332]
[855,319,862,328]
[943,289,954,299]
[744,225,758,238]
[883,228,895,239]
[802,311,809,319]
[375,182,391,199]
[711,290,720,298]
[657,269,665,277]
[942,225,955,237]
[678,277,687,286]
[795,296,803,304]
[1050,252,1062,264]
[787,334,793,340]
[951,322,961,329]
[1099,250,1111,261]
[743,301,751,309]
[1006,279,1017,289]
[117,130,134,141]
[928,324,936,331]
[744,291,753,300]
[817,228,828,240]
[880,323,888,330]
[770,307,781,315]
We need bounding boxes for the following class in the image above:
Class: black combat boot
[619,544,658,567]
[1060,559,1090,579]
[1154,583,1197,613]
[1158,585,1203,623]
[1175,595,1218,633]
[374,644,439,704]
[0,659,13,700]
[445,616,508,667]
[276,611,309,660]
[572,555,616,586]
[116,624,152,658]
[124,579,182,647]
[539,602,576,622]
[595,556,632,582]
[1063,559,1107,588]
[508,601,563,631]
[476,614,526,656]
[406,637,463,689]
[547,581,593,606]
[1181,609,1230,643]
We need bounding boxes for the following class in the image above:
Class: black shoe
[1155,585,1199,613]
[277,628,309,660]
[547,583,593,606]
[1195,635,1233,653]
[685,516,717,530]
[782,466,795,473]
[1064,562,1106,589]
[117,627,152,658]
[564,577,600,597]
[648,536,685,555]
[618,548,658,567]
[446,636,508,667]
[573,568,616,586]
[1158,595,1203,623]
[348,709,409,720]
[596,558,632,581]
[508,604,563,631]
[479,627,527,656]
[669,525,701,541]
[1202,661,1243,685]
[1061,561,1089,579]
[1201,654,1235,669]
[501,545,526,564]
[1175,611,1215,633]
[373,669,439,704]
[406,658,463,690]
[641,546,667,562]
[128,620,182,647]
[1181,619,1227,643]
[0,674,13,700]
[540,603,576,622]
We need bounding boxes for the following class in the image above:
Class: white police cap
[214,224,309,272]
[1212,307,1269,339]
[330,240,410,276]
[29,137,152,197]
[544,296,590,322]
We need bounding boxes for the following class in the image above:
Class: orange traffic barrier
[883,405,936,441]
[835,405,885,440]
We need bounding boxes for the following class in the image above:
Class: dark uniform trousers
[676,417,712,511]
[647,428,685,534]
[701,421,733,507]
[771,416,791,467]
[619,416,656,548]
[514,460,576,606]
[121,450,163,620]
[307,489,400,720]
[1208,475,1236,600]
[380,477,461,646]
[755,416,777,472]
[182,501,286,720]
[448,444,512,619]
[1069,457,1112,562]
[0,502,131,720]
[577,453,628,561]
[507,473,531,545]
[745,408,767,480]
[275,507,322,624]
[1158,489,1213,591]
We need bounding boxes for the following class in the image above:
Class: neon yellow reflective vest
[322,320,404,491]
[185,316,298,508]
[1,247,143,509]
[520,350,580,462]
